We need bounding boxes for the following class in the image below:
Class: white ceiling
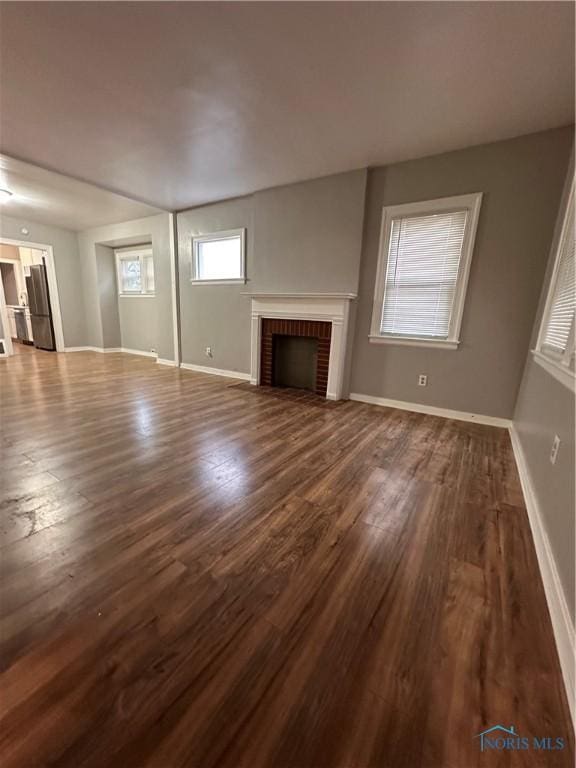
[0,156,162,231]
[0,2,574,213]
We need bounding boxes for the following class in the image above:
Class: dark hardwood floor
[0,347,573,767]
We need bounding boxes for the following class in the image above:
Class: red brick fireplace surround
[260,318,332,397]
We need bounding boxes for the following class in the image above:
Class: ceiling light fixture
[0,188,13,202]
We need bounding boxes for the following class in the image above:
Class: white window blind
[541,198,575,356]
[380,210,468,339]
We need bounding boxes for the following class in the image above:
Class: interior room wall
[176,170,367,373]
[0,214,86,347]
[177,196,254,373]
[118,300,158,354]
[251,170,367,293]
[349,127,574,418]
[77,213,173,359]
[94,244,121,349]
[117,281,158,354]
[78,231,103,349]
[513,146,575,625]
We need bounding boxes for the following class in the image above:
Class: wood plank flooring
[0,347,573,767]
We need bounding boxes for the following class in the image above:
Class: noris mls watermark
[475,724,565,753]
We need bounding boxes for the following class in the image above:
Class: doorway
[0,239,65,357]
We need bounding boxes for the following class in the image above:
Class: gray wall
[95,245,121,349]
[252,170,367,293]
[178,196,254,373]
[78,213,174,358]
[176,170,367,372]
[514,146,575,623]
[349,127,574,418]
[78,230,102,348]
[0,214,86,347]
[1,212,172,357]
[118,296,158,353]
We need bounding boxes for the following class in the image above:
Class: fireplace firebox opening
[260,317,331,397]
[273,335,318,392]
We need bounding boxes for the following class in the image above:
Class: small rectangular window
[370,193,482,348]
[191,229,246,284]
[534,179,575,390]
[115,248,155,296]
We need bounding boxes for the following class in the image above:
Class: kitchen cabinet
[6,307,17,339]
[19,248,34,276]
[5,306,33,342]
[25,309,33,341]
[19,248,45,277]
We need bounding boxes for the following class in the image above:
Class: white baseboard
[65,346,105,353]
[65,346,123,353]
[508,425,575,729]
[65,346,156,358]
[120,348,157,358]
[348,392,511,428]
[157,358,177,367]
[180,362,251,381]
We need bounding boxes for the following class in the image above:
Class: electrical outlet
[550,435,560,465]
[205,346,213,358]
[418,374,428,387]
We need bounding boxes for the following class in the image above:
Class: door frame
[0,238,65,353]
[0,270,14,357]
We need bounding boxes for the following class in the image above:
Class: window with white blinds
[370,194,482,348]
[535,179,575,388]
[381,211,468,338]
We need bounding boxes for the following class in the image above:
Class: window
[116,248,155,296]
[370,193,482,348]
[534,179,575,390]
[191,229,246,284]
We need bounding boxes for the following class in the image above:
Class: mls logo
[475,725,525,752]
[475,724,565,752]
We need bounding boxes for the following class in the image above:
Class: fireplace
[260,318,331,396]
[248,293,356,401]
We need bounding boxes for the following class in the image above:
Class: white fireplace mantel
[247,292,357,400]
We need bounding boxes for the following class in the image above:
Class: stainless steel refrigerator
[26,264,55,351]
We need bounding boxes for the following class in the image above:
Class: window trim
[532,178,575,392]
[369,193,483,348]
[191,228,246,285]
[115,247,155,297]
